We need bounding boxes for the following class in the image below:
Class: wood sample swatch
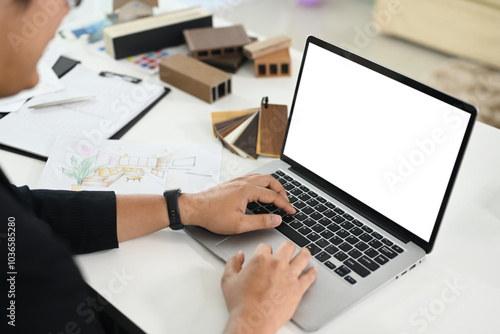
[232,111,259,159]
[243,35,291,59]
[214,114,254,158]
[257,102,288,157]
[211,109,258,136]
[211,103,286,159]
[159,54,231,104]
[213,115,249,136]
[216,114,253,138]
[183,25,252,60]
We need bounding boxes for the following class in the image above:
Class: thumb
[238,213,282,233]
[223,250,245,279]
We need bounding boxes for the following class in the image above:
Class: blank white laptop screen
[284,44,471,242]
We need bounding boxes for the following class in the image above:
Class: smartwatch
[163,189,184,230]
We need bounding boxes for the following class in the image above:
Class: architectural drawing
[39,137,222,194]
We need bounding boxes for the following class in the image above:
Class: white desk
[1,2,500,334]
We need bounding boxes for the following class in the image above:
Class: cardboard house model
[113,0,159,22]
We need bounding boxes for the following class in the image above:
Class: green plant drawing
[62,155,99,186]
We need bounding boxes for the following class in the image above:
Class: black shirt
[1,168,118,333]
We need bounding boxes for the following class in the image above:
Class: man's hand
[221,242,317,334]
[179,174,296,235]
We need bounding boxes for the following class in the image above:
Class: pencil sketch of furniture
[151,156,169,179]
[82,167,145,187]
[81,151,170,187]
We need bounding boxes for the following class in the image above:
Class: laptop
[185,36,477,331]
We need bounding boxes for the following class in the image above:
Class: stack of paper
[0,64,167,159]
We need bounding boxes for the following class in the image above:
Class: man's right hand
[221,241,317,334]
[179,174,296,235]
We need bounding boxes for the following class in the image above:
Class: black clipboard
[0,56,170,161]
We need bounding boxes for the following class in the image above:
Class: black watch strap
[163,189,184,230]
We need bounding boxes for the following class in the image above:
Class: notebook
[185,36,477,330]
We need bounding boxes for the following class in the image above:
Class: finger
[229,174,261,184]
[235,213,282,233]
[248,186,296,214]
[298,266,318,293]
[263,175,290,202]
[289,247,313,276]
[253,243,273,256]
[245,174,290,202]
[222,250,245,280]
[275,241,297,262]
[239,173,260,179]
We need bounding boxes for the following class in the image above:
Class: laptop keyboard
[247,170,405,285]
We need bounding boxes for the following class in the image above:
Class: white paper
[0,64,165,158]
[0,100,27,113]
[38,137,222,194]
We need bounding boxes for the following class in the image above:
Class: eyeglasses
[99,71,142,84]
[67,0,82,8]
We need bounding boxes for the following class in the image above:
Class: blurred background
[64,0,500,128]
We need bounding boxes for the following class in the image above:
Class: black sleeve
[1,173,107,333]
[17,186,118,254]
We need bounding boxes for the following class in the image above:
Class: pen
[28,96,95,109]
[99,71,142,83]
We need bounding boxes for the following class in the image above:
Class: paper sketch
[38,136,222,194]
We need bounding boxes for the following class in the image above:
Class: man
[0,0,317,333]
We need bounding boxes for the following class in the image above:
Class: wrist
[224,307,277,334]
[178,193,196,227]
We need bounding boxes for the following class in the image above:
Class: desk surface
[1,1,499,333]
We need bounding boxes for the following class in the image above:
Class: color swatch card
[211,99,288,159]
[212,109,258,159]
[257,99,288,157]
[92,40,188,74]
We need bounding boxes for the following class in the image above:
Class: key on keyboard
[247,170,408,283]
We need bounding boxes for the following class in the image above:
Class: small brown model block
[202,55,246,73]
[243,35,292,59]
[159,54,232,104]
[183,25,252,60]
[254,49,291,77]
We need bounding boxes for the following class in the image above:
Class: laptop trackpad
[215,229,295,260]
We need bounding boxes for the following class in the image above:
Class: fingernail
[271,215,281,227]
